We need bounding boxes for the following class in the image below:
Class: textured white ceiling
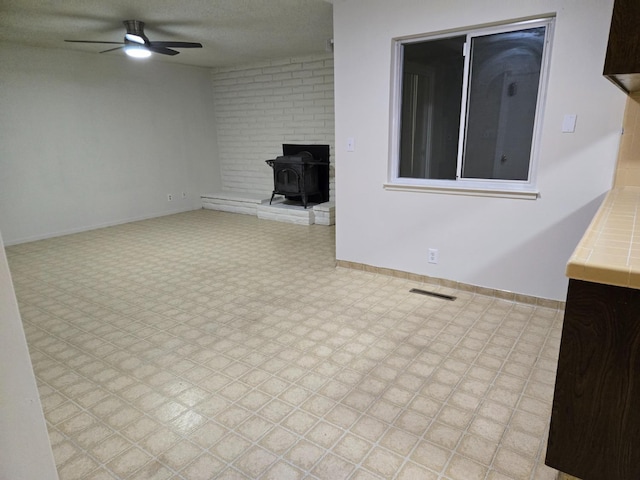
[0,0,334,68]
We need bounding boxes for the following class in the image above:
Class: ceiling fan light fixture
[124,45,151,58]
[125,33,146,44]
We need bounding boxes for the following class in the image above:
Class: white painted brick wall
[211,54,335,201]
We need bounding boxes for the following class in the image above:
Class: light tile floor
[6,210,563,480]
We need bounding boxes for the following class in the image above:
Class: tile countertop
[567,186,640,288]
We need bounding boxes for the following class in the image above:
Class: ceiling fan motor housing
[123,20,149,45]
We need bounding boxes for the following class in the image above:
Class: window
[388,18,554,198]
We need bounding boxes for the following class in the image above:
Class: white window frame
[386,17,555,200]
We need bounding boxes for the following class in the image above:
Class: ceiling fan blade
[100,46,126,54]
[149,41,203,48]
[147,45,180,56]
[65,40,124,45]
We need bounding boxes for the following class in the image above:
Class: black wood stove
[265,144,330,208]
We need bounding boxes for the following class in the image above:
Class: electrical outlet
[167,194,173,202]
[428,248,439,264]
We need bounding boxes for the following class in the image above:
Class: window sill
[383,182,540,200]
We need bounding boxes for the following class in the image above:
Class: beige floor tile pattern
[6,210,564,480]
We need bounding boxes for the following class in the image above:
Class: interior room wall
[0,230,59,480]
[333,0,626,301]
[210,54,335,200]
[0,45,221,245]
[614,92,640,186]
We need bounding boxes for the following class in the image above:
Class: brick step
[201,193,334,226]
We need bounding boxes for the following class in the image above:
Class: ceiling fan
[65,20,202,58]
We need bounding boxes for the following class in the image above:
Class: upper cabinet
[604,0,640,93]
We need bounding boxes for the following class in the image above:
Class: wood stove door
[274,167,301,194]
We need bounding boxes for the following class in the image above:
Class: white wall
[0,45,221,245]
[333,0,626,301]
[0,230,59,480]
[211,54,335,199]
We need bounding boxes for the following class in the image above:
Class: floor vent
[410,288,456,301]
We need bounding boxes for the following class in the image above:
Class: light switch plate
[347,137,355,152]
[562,114,577,133]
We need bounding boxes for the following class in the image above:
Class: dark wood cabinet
[604,0,640,92]
[546,279,640,480]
